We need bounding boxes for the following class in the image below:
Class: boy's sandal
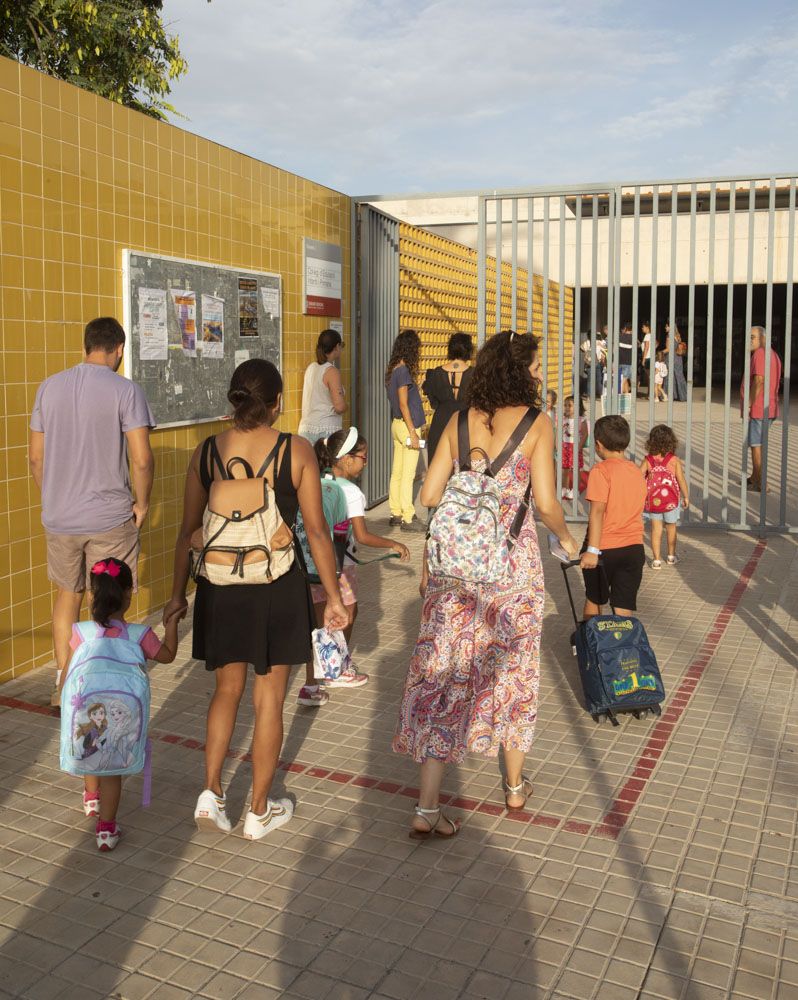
[504,776,533,811]
[409,805,460,839]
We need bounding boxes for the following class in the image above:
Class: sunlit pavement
[0,504,796,1000]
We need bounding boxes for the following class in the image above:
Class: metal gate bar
[781,180,796,525]
[357,205,399,507]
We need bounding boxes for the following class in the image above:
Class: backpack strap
[256,433,288,478]
[75,621,104,641]
[490,406,540,477]
[126,623,149,645]
[457,410,471,469]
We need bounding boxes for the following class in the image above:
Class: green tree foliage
[1,0,187,119]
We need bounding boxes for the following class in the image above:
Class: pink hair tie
[91,560,121,578]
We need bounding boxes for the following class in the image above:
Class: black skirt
[192,563,315,673]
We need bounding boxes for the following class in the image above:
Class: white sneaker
[243,798,294,841]
[194,789,232,833]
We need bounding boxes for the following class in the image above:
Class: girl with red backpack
[640,425,689,569]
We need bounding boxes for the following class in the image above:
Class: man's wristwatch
[586,546,601,555]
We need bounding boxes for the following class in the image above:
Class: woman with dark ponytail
[298,329,346,444]
[165,359,348,841]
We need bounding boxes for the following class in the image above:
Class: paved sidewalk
[0,512,796,1000]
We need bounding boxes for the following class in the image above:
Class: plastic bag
[311,628,352,681]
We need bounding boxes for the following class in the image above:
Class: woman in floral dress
[393,331,578,838]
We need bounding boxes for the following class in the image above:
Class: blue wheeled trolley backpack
[561,561,665,726]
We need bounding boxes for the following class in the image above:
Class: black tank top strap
[275,434,293,489]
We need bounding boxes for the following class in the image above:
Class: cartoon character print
[98,699,140,770]
[75,703,108,760]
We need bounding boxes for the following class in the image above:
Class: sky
[161,0,798,196]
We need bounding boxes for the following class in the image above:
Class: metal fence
[355,204,399,506]
[475,176,796,533]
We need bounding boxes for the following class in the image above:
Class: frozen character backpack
[427,407,539,584]
[294,472,350,584]
[190,435,295,585]
[644,453,680,513]
[60,622,151,779]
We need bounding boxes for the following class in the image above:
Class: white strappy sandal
[504,776,533,811]
[409,805,461,840]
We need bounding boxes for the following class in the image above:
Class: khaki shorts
[46,518,140,593]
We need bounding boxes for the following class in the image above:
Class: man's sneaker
[400,519,427,534]
[83,791,100,817]
[297,684,329,707]
[96,822,121,852]
[243,798,294,841]
[388,515,402,527]
[325,670,369,689]
[194,789,232,833]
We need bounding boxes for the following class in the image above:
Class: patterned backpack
[427,407,539,584]
[644,453,680,513]
[191,435,295,585]
[60,622,151,779]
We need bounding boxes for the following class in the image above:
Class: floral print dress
[393,448,545,764]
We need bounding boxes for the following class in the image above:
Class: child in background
[654,352,668,402]
[545,389,558,431]
[640,424,689,569]
[60,558,181,850]
[297,427,410,707]
[561,395,589,500]
[580,416,647,618]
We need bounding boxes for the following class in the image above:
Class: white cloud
[161,0,798,191]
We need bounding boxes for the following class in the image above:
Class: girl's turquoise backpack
[60,622,152,789]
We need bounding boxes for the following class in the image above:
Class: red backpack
[644,453,680,513]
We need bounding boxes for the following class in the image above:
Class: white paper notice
[260,285,280,318]
[234,350,250,368]
[329,320,344,336]
[138,288,168,361]
[200,294,225,359]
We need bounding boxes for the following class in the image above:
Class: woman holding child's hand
[168,359,348,842]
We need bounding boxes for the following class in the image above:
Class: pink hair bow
[91,560,121,578]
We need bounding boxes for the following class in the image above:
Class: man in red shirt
[741,326,782,492]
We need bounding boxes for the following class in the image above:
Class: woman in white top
[298,330,346,443]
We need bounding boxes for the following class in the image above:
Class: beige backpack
[190,434,295,585]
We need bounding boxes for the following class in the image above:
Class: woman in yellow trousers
[385,330,427,533]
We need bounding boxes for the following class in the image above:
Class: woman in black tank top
[165,360,347,841]
[422,332,474,460]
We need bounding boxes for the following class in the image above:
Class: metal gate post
[477,196,487,346]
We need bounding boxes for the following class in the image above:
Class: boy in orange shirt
[579,415,647,619]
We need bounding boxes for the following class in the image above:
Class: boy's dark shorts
[582,543,645,611]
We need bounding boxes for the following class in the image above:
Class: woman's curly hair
[385,329,421,387]
[467,331,541,425]
[644,424,678,456]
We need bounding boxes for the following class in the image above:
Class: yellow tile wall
[398,223,573,421]
[0,56,351,682]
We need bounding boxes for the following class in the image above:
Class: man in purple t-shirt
[29,317,156,700]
